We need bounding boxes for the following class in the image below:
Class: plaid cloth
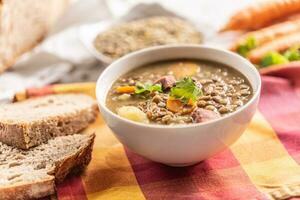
[14,66,300,200]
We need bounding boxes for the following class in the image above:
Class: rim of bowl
[96,44,261,129]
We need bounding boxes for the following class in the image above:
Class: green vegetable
[283,47,300,61]
[135,83,162,94]
[261,52,289,67]
[170,77,202,104]
[237,36,257,57]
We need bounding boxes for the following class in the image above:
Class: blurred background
[0,0,253,102]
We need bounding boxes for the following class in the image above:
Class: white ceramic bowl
[96,45,261,166]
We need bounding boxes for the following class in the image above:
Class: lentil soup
[106,59,253,125]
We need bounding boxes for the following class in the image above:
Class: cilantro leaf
[261,52,289,67]
[283,47,300,61]
[135,83,162,94]
[237,36,257,57]
[170,77,202,104]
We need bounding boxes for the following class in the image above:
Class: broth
[106,59,253,125]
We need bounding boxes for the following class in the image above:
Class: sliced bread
[0,133,95,200]
[0,94,98,149]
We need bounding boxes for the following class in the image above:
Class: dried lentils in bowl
[106,59,253,125]
[94,16,202,60]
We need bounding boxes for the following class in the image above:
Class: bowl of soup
[96,45,261,166]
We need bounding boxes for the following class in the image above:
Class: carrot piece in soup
[166,98,184,113]
[187,98,196,106]
[116,86,136,94]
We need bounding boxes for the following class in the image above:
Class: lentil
[106,59,253,125]
[197,100,207,107]
[205,105,216,111]
[94,17,202,60]
[219,106,230,114]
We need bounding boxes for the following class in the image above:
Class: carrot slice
[116,86,136,94]
[166,98,184,113]
[221,0,300,31]
[247,32,300,64]
[166,98,195,113]
[187,98,196,106]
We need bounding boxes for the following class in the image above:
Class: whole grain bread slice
[0,133,95,200]
[0,94,98,149]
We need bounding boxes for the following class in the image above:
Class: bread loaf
[0,0,69,73]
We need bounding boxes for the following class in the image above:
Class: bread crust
[0,177,55,200]
[0,133,95,200]
[0,95,98,149]
[53,133,95,182]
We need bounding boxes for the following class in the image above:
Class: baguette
[0,133,95,200]
[0,94,98,149]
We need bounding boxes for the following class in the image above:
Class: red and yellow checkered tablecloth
[14,65,300,200]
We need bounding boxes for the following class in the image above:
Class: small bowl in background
[78,21,114,64]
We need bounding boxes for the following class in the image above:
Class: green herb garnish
[170,77,202,104]
[135,83,162,94]
[237,36,257,57]
[261,52,289,67]
[284,47,300,61]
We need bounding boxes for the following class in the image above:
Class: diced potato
[117,106,149,123]
[117,94,131,101]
